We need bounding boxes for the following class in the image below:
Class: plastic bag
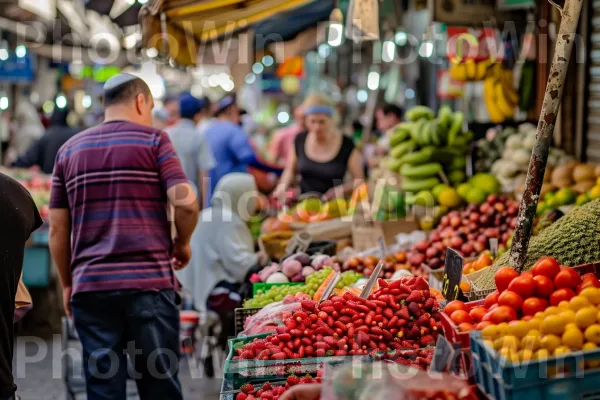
[239,293,311,336]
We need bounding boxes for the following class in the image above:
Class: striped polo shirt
[50,120,188,295]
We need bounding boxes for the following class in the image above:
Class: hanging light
[327,8,343,47]
[318,44,331,59]
[277,111,290,124]
[419,41,434,58]
[262,55,274,67]
[367,71,380,90]
[394,31,408,46]
[0,97,8,110]
[56,94,68,109]
[356,89,368,103]
[146,47,158,58]
[382,40,395,63]
[252,62,264,74]
[245,73,256,84]
[82,94,92,109]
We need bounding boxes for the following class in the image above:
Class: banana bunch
[383,105,474,193]
[449,59,491,82]
[483,65,519,123]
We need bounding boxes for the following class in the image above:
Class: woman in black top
[273,94,364,200]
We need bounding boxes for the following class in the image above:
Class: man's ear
[135,94,144,115]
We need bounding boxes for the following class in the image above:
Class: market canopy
[140,0,316,66]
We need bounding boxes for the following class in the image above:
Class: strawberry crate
[234,308,261,336]
[439,300,484,382]
[471,330,600,400]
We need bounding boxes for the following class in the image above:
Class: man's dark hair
[103,78,151,107]
[381,103,404,120]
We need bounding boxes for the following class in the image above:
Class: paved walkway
[13,336,223,400]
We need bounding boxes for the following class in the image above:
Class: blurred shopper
[152,108,170,130]
[204,94,282,198]
[49,73,198,400]
[12,108,80,174]
[0,174,42,400]
[366,103,405,169]
[268,106,305,166]
[274,94,364,200]
[178,173,267,344]
[375,103,404,133]
[5,100,43,165]
[163,95,180,127]
[166,93,216,208]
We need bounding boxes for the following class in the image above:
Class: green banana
[410,119,425,143]
[438,105,453,128]
[419,120,432,146]
[400,162,443,179]
[449,170,466,185]
[448,112,464,146]
[431,149,456,164]
[384,157,403,172]
[406,106,435,122]
[389,129,411,148]
[402,177,440,192]
[450,156,467,170]
[391,140,417,159]
[399,147,434,165]
[430,120,441,146]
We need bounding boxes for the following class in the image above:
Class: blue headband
[304,105,333,117]
[216,95,235,114]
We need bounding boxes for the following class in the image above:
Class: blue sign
[0,53,35,83]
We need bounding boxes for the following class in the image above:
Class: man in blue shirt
[203,95,282,197]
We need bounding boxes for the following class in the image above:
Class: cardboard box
[352,215,419,252]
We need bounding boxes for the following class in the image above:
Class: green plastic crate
[252,282,304,296]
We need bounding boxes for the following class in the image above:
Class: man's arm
[49,208,73,316]
[167,182,199,269]
[198,169,210,209]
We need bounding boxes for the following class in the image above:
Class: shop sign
[431,0,513,26]
[446,26,503,62]
[0,53,35,83]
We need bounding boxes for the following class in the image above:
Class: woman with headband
[273,94,364,200]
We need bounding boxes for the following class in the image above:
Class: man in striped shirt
[49,74,199,400]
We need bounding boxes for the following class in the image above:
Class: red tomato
[533,275,555,299]
[554,269,582,290]
[488,306,518,324]
[577,274,600,293]
[521,271,534,278]
[522,297,549,316]
[549,288,576,306]
[469,306,489,323]
[531,257,561,279]
[475,321,493,330]
[507,276,536,298]
[445,300,468,316]
[521,315,533,321]
[495,267,519,292]
[450,310,473,325]
[483,290,500,309]
[458,322,474,332]
[498,290,524,312]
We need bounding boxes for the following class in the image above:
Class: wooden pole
[509,0,585,271]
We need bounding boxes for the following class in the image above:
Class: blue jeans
[70,290,183,400]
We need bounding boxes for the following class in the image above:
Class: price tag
[441,248,467,302]
[282,232,312,261]
[430,335,462,375]
[489,238,499,258]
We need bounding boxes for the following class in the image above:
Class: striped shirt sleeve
[155,130,188,191]
[49,157,69,209]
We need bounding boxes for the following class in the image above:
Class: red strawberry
[240,350,255,360]
[356,331,370,344]
[406,325,420,339]
[271,352,286,360]
[241,384,254,394]
[256,390,263,397]
[300,376,313,384]
[286,376,300,386]
[422,297,434,311]
[396,306,410,320]
[415,314,430,327]
[236,393,248,400]
[294,311,308,322]
[408,302,420,317]
[284,318,297,330]
[406,290,422,303]
[275,326,288,334]
[261,392,274,400]
[411,277,429,290]
[420,335,435,347]
[262,382,272,391]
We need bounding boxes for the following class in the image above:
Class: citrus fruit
[535,349,550,360]
[544,306,561,316]
[432,183,450,199]
[558,301,570,310]
[541,315,566,335]
[540,334,561,352]
[438,188,462,208]
[589,186,600,201]
[496,322,510,337]
[520,330,542,351]
[508,320,530,339]
[580,288,600,305]
[565,323,579,332]
[575,307,598,329]
[494,335,520,351]
[465,187,487,205]
[562,328,584,349]
[569,296,591,311]
[554,346,571,356]
[481,324,500,341]
[584,325,600,345]
[528,318,542,331]
[519,348,534,363]
[498,347,519,364]
[559,310,576,325]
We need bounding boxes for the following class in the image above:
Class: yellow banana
[465,60,477,80]
[475,60,491,81]
[494,81,515,118]
[449,63,467,81]
[483,77,506,123]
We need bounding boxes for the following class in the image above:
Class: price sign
[430,335,463,374]
[489,238,499,258]
[441,248,467,302]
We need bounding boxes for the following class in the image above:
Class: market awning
[141,0,315,66]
